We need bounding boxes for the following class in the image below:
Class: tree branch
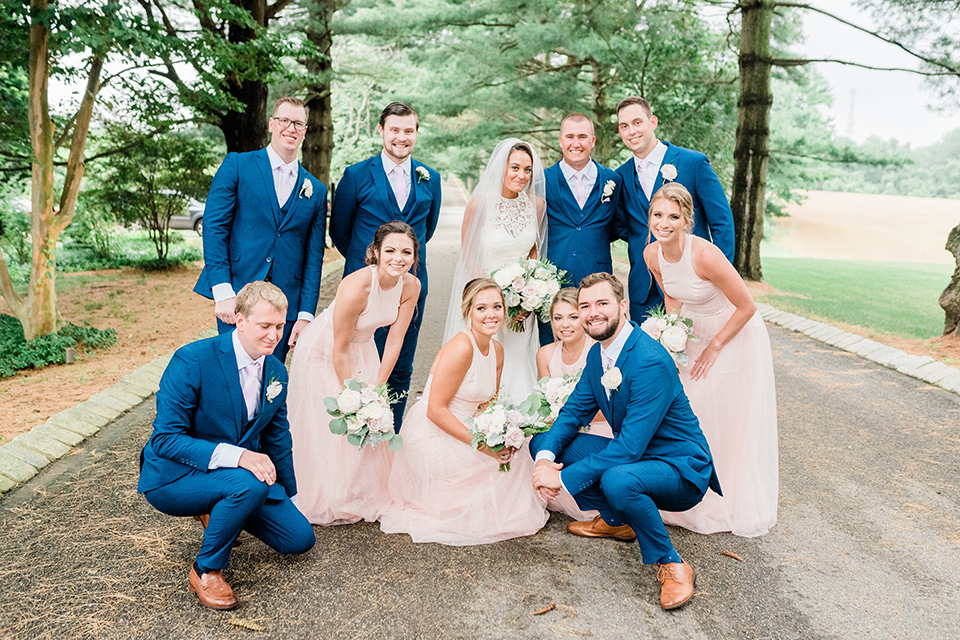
[769,57,960,75]
[266,0,297,21]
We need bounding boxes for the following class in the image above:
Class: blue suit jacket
[329,155,441,296]
[193,148,328,321]
[544,160,622,287]
[537,323,721,497]
[138,332,296,502]
[615,143,735,308]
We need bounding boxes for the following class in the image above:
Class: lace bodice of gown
[548,338,593,378]
[422,331,496,419]
[658,236,729,315]
[479,190,538,274]
[322,266,403,342]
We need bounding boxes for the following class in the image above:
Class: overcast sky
[799,0,960,147]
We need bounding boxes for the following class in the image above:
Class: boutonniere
[660,164,678,182]
[601,179,616,203]
[299,180,313,199]
[600,367,622,392]
[265,378,283,403]
[416,166,430,184]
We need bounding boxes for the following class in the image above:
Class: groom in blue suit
[539,113,623,346]
[194,97,328,363]
[330,102,442,426]
[139,282,315,610]
[530,273,721,610]
[614,96,735,320]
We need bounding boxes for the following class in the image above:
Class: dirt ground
[0,264,212,442]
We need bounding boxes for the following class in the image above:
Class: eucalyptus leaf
[388,434,403,452]
[329,417,348,435]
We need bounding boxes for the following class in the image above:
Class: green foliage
[758,257,952,339]
[0,182,31,263]
[68,202,120,261]
[0,314,117,378]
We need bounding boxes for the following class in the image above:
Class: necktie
[277,165,295,205]
[574,173,587,209]
[242,360,262,421]
[638,159,653,200]
[602,351,613,372]
[390,165,408,210]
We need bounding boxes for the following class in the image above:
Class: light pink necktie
[574,173,588,209]
[390,165,408,210]
[602,351,613,372]
[242,360,262,420]
[277,165,295,205]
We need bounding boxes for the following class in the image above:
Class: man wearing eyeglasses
[195,97,328,363]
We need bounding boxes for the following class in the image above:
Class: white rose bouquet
[639,305,698,366]
[324,379,402,451]
[466,399,550,471]
[490,258,567,332]
[521,372,582,429]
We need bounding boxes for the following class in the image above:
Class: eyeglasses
[272,117,307,132]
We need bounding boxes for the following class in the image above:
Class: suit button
[276,233,281,238]
[576,226,582,231]
[266,257,273,263]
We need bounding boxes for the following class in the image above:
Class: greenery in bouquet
[640,305,698,366]
[520,372,582,429]
[466,398,550,471]
[490,258,567,332]
[324,378,403,451]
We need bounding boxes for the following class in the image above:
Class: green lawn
[757,257,953,339]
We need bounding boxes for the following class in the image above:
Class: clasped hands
[532,459,563,502]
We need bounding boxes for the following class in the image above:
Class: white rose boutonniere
[660,164,678,182]
[600,367,622,392]
[416,166,430,184]
[265,378,283,403]
[601,179,616,203]
[299,180,313,199]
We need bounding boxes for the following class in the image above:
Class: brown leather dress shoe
[193,514,210,529]
[566,515,636,541]
[189,566,238,610]
[656,561,695,610]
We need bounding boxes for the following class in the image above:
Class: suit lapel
[652,144,679,197]
[238,357,282,447]
[403,162,421,216]
[217,335,245,439]
[370,156,401,215]
[255,149,282,224]
[609,324,641,431]
[548,166,581,225]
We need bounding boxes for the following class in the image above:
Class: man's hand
[288,319,310,351]
[215,297,237,325]
[238,450,276,485]
[532,459,563,501]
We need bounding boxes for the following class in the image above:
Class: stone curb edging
[756,303,960,394]
[0,256,347,495]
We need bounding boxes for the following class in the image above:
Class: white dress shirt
[633,141,667,200]
[559,159,598,209]
[381,150,412,210]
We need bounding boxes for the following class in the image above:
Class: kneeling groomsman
[531,273,721,610]
[139,282,315,610]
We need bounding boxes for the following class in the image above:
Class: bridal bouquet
[324,379,403,451]
[521,372,582,429]
[640,305,698,366]
[466,400,550,471]
[490,258,567,332]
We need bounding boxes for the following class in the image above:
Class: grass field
[756,257,952,339]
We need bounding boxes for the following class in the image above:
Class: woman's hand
[513,310,532,323]
[481,445,515,465]
[689,340,722,380]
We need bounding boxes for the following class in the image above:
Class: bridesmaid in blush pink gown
[643,183,778,537]
[380,278,548,545]
[534,288,612,521]
[288,222,421,525]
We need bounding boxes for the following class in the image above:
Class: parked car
[169,198,205,235]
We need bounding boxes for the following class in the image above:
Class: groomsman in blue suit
[139,282,315,610]
[614,96,735,320]
[330,102,442,426]
[539,113,623,347]
[194,97,328,363]
[530,272,721,610]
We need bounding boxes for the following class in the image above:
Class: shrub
[0,314,118,378]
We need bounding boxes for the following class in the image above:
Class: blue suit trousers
[144,467,314,574]
[530,432,703,564]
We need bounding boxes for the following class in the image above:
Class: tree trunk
[730,0,773,281]
[590,59,616,167]
[302,0,339,188]
[940,224,960,337]
[220,0,269,153]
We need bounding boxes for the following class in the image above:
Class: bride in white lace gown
[443,139,546,403]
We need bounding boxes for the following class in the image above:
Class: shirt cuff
[534,450,556,463]
[212,283,237,303]
[290,494,299,508]
[558,469,570,495]
[209,443,245,469]
[297,311,315,322]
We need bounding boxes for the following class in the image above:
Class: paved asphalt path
[1,183,959,639]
